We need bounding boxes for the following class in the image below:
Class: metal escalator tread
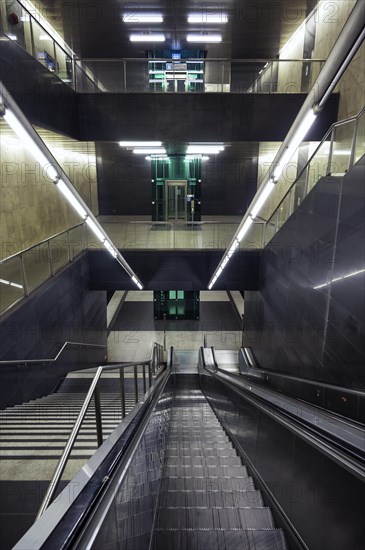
[149,389,287,550]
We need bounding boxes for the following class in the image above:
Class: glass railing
[73,58,325,94]
[0,223,86,315]
[0,0,324,96]
[264,108,365,245]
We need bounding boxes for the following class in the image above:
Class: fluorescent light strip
[132,275,143,290]
[237,217,253,242]
[187,34,222,43]
[272,111,317,181]
[123,14,163,23]
[56,180,87,219]
[0,278,23,289]
[314,268,365,290]
[188,14,228,24]
[130,34,165,42]
[8,35,17,40]
[86,217,105,243]
[119,141,162,147]
[103,240,118,258]
[133,148,166,154]
[3,108,58,181]
[187,146,224,154]
[250,180,275,219]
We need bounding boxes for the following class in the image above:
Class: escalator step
[160,477,255,492]
[152,528,288,550]
[163,465,248,478]
[154,507,274,530]
[158,490,263,508]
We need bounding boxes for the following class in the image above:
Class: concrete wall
[0,121,98,259]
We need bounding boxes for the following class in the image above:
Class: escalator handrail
[14,347,173,550]
[200,350,364,480]
[240,347,365,397]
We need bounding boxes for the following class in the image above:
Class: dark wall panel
[78,92,339,143]
[0,255,107,408]
[244,157,365,390]
[88,249,261,291]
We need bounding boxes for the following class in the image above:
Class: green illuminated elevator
[151,155,202,222]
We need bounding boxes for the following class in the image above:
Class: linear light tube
[272,111,317,181]
[133,148,166,154]
[237,217,253,242]
[56,180,87,219]
[0,278,23,289]
[3,109,58,181]
[130,34,165,42]
[187,34,222,43]
[250,180,275,219]
[187,146,224,154]
[132,275,143,290]
[188,14,228,24]
[227,239,239,258]
[8,35,17,40]
[86,217,105,243]
[123,14,163,23]
[120,141,162,147]
[314,268,365,290]
[103,240,118,258]
[39,35,52,41]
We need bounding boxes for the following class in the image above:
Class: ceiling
[34,0,318,59]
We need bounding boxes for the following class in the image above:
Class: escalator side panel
[200,370,365,550]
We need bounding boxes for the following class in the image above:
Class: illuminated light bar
[103,240,118,258]
[250,180,275,219]
[55,179,87,219]
[188,13,228,24]
[119,141,162,147]
[3,108,58,181]
[227,239,239,258]
[314,268,365,290]
[0,278,23,289]
[123,14,163,23]
[145,155,168,160]
[132,275,143,290]
[272,111,317,181]
[86,217,105,243]
[185,155,210,161]
[187,34,222,43]
[133,148,166,154]
[39,35,52,41]
[237,217,253,242]
[187,145,224,154]
[8,35,17,40]
[130,34,165,42]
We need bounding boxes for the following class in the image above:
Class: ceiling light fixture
[55,179,87,219]
[133,148,166,154]
[187,14,228,24]
[130,34,165,42]
[187,34,222,43]
[120,141,162,147]
[123,14,163,23]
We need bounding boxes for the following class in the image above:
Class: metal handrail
[36,341,165,518]
[266,107,364,230]
[0,222,85,264]
[0,341,106,366]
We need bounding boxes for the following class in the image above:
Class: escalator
[14,349,364,550]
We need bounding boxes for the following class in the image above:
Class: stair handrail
[265,107,364,242]
[0,341,107,366]
[36,341,164,519]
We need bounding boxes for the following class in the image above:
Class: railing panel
[49,233,70,274]
[330,120,357,175]
[353,110,365,165]
[0,256,24,313]
[307,139,332,193]
[23,242,51,292]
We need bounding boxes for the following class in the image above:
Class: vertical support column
[119,368,126,418]
[19,255,29,297]
[94,386,103,447]
[48,241,54,276]
[134,365,138,404]
[142,364,146,393]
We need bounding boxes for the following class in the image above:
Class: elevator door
[166,76,187,93]
[166,181,187,221]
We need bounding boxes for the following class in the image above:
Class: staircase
[0,367,139,549]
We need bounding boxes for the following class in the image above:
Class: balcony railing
[0,1,324,95]
[263,107,365,245]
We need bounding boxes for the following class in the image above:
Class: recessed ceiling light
[187,34,222,43]
[188,14,228,24]
[133,148,166,154]
[130,34,165,42]
[123,14,163,23]
[119,141,162,147]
